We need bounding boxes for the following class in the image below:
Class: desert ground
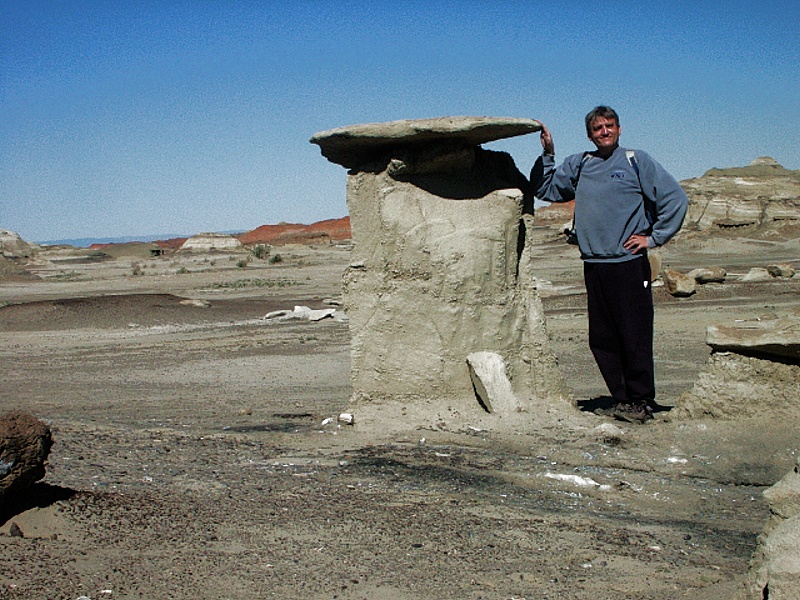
[1,225,799,600]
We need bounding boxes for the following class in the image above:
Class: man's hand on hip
[623,234,651,254]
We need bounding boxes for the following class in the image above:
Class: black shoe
[593,405,617,417]
[613,403,653,424]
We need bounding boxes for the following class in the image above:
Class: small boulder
[0,412,53,506]
[742,267,773,282]
[466,352,521,417]
[647,251,663,281]
[687,266,727,284]
[662,269,696,297]
[767,263,796,278]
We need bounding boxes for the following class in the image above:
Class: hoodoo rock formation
[673,312,800,420]
[312,117,569,429]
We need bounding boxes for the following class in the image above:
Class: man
[532,106,688,423]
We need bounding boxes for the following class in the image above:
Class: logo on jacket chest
[611,170,627,179]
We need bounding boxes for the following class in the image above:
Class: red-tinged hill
[236,216,351,246]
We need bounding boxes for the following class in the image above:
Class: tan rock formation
[673,314,800,419]
[747,457,800,599]
[0,230,33,258]
[312,117,568,430]
[682,157,800,233]
[179,232,243,253]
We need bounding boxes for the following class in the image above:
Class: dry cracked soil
[1,228,799,600]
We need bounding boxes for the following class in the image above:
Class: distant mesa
[84,217,352,252]
[237,216,351,246]
[178,232,243,253]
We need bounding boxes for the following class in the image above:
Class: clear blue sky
[2,1,798,243]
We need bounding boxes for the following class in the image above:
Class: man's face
[588,116,621,152]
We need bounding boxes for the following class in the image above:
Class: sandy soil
[1,231,799,600]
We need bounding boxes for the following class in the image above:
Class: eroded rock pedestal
[747,457,800,599]
[673,312,800,419]
[311,117,569,429]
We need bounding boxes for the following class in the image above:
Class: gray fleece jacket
[534,146,688,262]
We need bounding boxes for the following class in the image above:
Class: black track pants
[583,256,655,405]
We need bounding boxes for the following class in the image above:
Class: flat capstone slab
[310,116,542,169]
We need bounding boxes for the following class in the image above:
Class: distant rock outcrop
[682,157,800,233]
[179,232,243,253]
[237,217,351,246]
[0,230,33,259]
[0,230,38,282]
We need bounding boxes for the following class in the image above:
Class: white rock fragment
[545,472,611,491]
[741,267,773,282]
[262,306,337,322]
[596,422,625,445]
[465,351,521,416]
[179,298,211,307]
[337,413,354,425]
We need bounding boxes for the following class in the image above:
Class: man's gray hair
[585,106,620,136]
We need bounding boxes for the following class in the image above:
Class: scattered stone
[263,306,337,322]
[545,472,611,491]
[0,411,53,506]
[338,413,354,425]
[662,269,696,297]
[647,250,663,281]
[687,266,727,284]
[179,299,211,308]
[595,422,625,445]
[8,522,23,537]
[767,263,796,278]
[465,352,521,416]
[741,267,772,282]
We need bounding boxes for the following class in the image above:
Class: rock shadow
[0,482,76,526]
